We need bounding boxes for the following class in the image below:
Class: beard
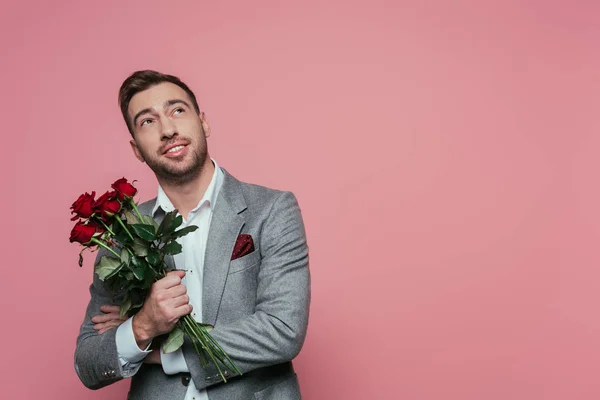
[141,137,208,185]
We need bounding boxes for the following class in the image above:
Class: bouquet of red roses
[69,178,241,382]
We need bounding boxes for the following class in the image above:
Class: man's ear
[130,139,145,163]
[200,111,211,138]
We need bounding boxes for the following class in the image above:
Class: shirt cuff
[160,346,189,375]
[115,316,152,364]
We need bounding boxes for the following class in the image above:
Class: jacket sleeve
[183,191,311,390]
[73,248,135,389]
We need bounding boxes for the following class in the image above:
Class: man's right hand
[131,270,192,349]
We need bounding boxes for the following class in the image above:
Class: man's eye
[141,119,152,126]
[173,108,184,115]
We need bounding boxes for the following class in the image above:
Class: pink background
[1,0,599,398]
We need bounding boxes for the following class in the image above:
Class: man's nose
[160,116,177,139]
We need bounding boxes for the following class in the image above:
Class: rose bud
[111,178,137,200]
[69,220,104,244]
[93,191,121,220]
[70,191,96,221]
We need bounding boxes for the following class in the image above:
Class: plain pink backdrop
[1,0,599,399]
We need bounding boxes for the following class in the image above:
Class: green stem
[203,329,242,375]
[98,219,116,236]
[179,318,207,366]
[160,266,241,380]
[185,316,227,382]
[114,216,135,241]
[130,198,144,220]
[90,237,120,258]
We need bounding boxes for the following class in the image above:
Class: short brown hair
[118,70,200,135]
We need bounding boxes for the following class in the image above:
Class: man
[74,70,310,400]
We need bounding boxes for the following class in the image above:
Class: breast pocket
[228,249,261,274]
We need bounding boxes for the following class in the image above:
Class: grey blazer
[74,167,311,400]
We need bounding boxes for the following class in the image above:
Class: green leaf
[94,256,122,281]
[120,248,130,265]
[196,322,214,332]
[156,210,176,235]
[163,241,183,255]
[104,264,123,281]
[123,210,140,225]
[143,269,156,287]
[130,255,148,280]
[157,210,181,237]
[142,215,159,230]
[131,224,156,241]
[146,249,160,266]
[114,229,133,246]
[120,297,132,318]
[130,254,146,268]
[162,326,184,354]
[170,225,199,240]
[132,266,145,280]
[132,237,149,257]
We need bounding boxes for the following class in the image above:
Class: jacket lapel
[138,168,247,326]
[203,168,247,326]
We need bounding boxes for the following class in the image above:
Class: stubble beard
[143,140,208,186]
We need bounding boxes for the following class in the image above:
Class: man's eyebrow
[165,99,191,109]
[132,107,152,127]
[132,99,192,126]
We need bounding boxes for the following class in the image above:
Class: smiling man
[74,70,310,400]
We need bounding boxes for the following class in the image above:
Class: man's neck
[157,158,215,219]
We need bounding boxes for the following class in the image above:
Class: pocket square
[231,234,255,261]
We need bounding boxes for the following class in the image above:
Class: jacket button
[181,373,191,387]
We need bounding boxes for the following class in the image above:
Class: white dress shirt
[115,159,224,400]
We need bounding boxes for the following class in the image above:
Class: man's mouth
[166,145,185,154]
[162,143,189,158]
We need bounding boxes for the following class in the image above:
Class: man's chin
[152,164,201,183]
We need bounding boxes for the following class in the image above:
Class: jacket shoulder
[137,197,157,216]
[235,177,298,210]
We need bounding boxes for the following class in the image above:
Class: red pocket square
[231,234,255,261]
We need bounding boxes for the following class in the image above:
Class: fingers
[92,304,127,325]
[100,305,120,314]
[92,311,127,324]
[94,319,126,334]
[167,270,186,279]
[92,305,122,323]
[155,271,186,290]
[168,283,187,298]
[174,303,193,318]
[171,294,190,308]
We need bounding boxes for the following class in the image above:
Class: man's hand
[91,305,128,334]
[132,270,192,349]
[143,350,162,364]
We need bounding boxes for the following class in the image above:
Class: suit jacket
[74,167,311,400]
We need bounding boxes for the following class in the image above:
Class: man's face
[128,82,210,184]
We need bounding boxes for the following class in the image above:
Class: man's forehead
[128,82,190,115]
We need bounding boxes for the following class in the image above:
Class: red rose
[93,191,121,220]
[70,191,96,221]
[69,220,104,244]
[111,178,137,200]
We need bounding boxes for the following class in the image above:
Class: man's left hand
[91,305,127,334]
[143,350,161,364]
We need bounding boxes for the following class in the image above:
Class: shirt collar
[151,158,224,217]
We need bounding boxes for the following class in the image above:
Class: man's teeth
[167,145,184,153]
